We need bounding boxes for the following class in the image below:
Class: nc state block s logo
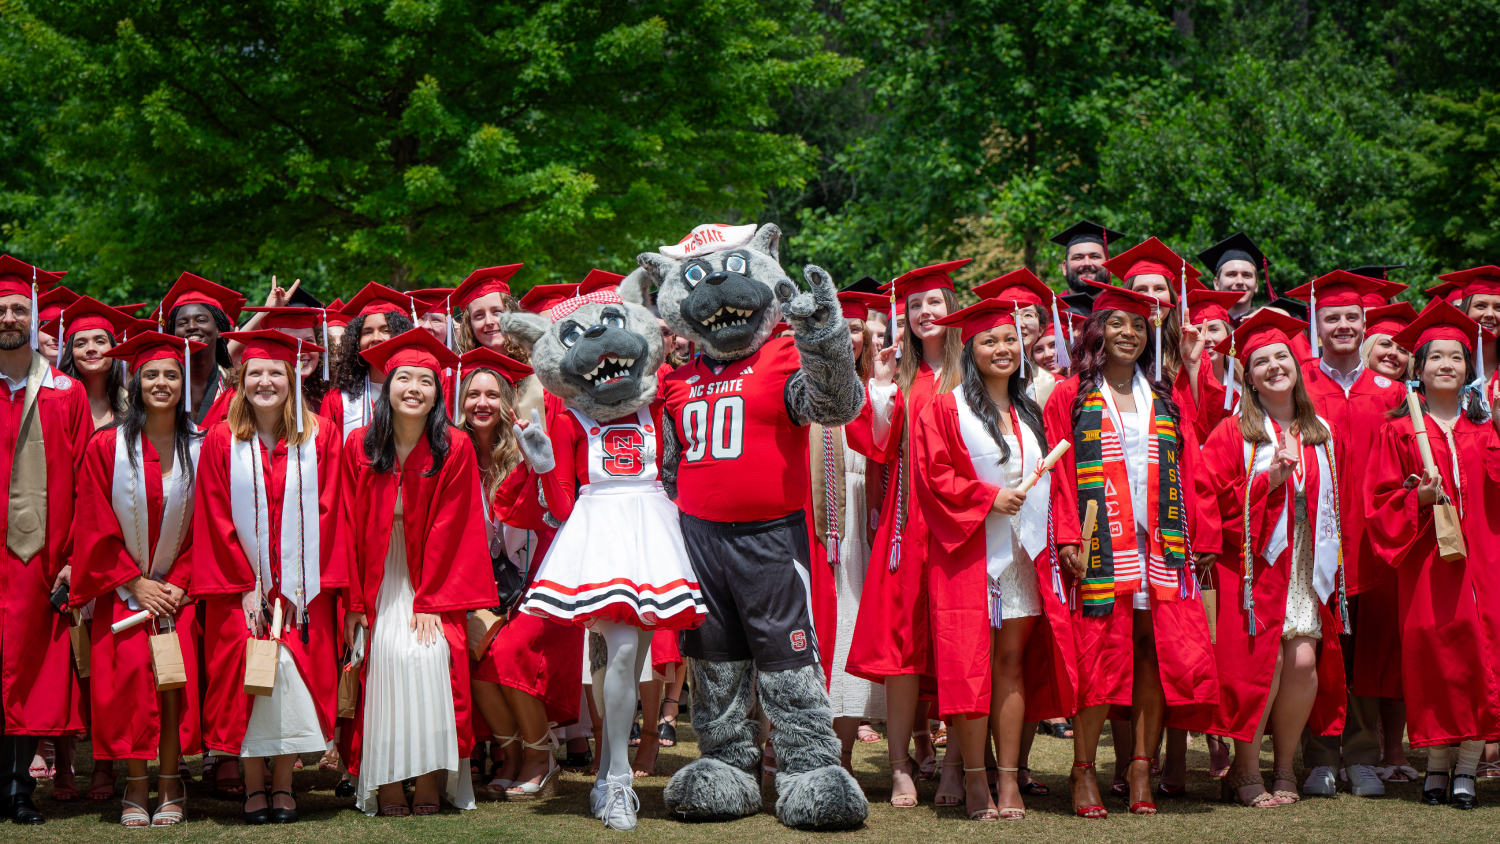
[601,426,645,476]
[789,630,807,652]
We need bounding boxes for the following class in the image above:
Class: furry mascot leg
[758,665,868,829]
[663,659,763,821]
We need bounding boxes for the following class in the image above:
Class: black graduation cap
[1267,297,1308,321]
[288,285,324,309]
[1048,221,1127,253]
[1196,233,1267,275]
[1060,291,1095,316]
[840,275,885,295]
[1347,265,1405,280]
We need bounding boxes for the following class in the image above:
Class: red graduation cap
[0,255,65,299]
[1393,299,1492,354]
[454,264,524,309]
[408,288,456,316]
[36,286,79,324]
[1083,279,1164,320]
[518,283,579,315]
[1281,270,1387,311]
[1187,289,1245,326]
[457,346,533,387]
[1364,302,1418,338]
[1103,237,1203,287]
[1425,280,1465,304]
[153,272,246,324]
[1216,307,1309,363]
[1359,279,1409,309]
[576,269,626,296]
[360,325,460,374]
[243,306,323,332]
[837,291,888,321]
[933,299,1019,343]
[105,330,205,369]
[971,268,1055,308]
[883,259,972,302]
[343,282,413,319]
[323,298,352,327]
[1434,266,1500,300]
[222,329,324,364]
[42,295,137,339]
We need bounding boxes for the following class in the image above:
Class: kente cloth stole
[1073,387,1188,616]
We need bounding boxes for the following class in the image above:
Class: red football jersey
[661,336,808,522]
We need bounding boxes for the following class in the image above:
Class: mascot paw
[513,408,556,474]
[774,764,868,831]
[664,757,763,822]
[776,265,838,335]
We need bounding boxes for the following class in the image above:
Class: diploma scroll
[1015,441,1072,495]
[1406,391,1468,561]
[111,609,152,635]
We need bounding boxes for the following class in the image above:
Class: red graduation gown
[913,392,1076,720]
[342,427,497,763]
[70,431,202,758]
[0,367,88,735]
[189,421,345,753]
[1043,375,1220,726]
[199,385,234,429]
[847,367,936,686]
[1366,415,1500,747]
[1198,417,1346,741]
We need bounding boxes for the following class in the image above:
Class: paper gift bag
[244,638,279,696]
[467,609,505,661]
[148,629,187,691]
[1203,589,1218,644]
[337,653,360,719]
[69,611,90,678]
[1435,498,1468,562]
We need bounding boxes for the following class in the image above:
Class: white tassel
[1223,357,1237,411]
[445,294,454,350]
[452,363,462,421]
[54,308,63,367]
[890,293,901,360]
[295,338,304,434]
[28,266,38,351]
[1153,301,1162,382]
[1050,297,1071,368]
[182,336,192,413]
[321,310,330,380]
[1179,258,1188,326]
[1014,301,1026,376]
[1477,324,1491,413]
[1309,280,1319,356]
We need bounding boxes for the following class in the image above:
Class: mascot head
[639,223,793,362]
[499,269,664,420]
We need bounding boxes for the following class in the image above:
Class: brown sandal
[1270,769,1300,804]
[1222,774,1278,807]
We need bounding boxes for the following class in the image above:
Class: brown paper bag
[467,609,505,662]
[244,638,279,696]
[69,611,90,679]
[1434,498,1468,561]
[1203,589,1218,645]
[148,629,187,691]
[337,664,360,719]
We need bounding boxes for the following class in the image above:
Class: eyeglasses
[0,305,31,318]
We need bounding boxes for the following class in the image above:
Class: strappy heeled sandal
[1070,761,1107,819]
[485,733,520,791]
[1018,765,1049,796]
[912,730,937,780]
[151,773,186,827]
[1270,769,1300,804]
[888,756,918,808]
[121,775,151,829]
[964,766,998,820]
[934,759,963,807]
[1221,773,1278,807]
[658,697,679,746]
[1128,756,1158,815]
[995,765,1026,819]
[505,737,560,800]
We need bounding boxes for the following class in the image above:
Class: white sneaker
[1343,764,1386,797]
[601,774,640,831]
[1303,765,1337,796]
[590,779,608,819]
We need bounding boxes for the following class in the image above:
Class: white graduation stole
[229,433,321,610]
[111,428,201,611]
[1243,415,1341,603]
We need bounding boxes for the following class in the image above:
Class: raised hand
[776,265,839,336]
[513,408,556,473]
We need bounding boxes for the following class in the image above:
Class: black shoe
[1451,774,1478,810]
[659,720,678,747]
[1423,770,1451,805]
[243,790,271,825]
[5,794,44,825]
[270,790,299,824]
[335,777,356,798]
[630,720,642,746]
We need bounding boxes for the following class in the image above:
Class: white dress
[240,645,327,758]
[356,492,475,815]
[826,429,887,720]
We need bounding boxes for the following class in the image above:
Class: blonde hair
[896,287,963,394]
[1360,332,1411,380]
[457,293,531,362]
[227,359,316,447]
[456,368,524,500]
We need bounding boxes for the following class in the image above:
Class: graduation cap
[287,285,324,310]
[452,345,533,420]
[576,269,626,296]
[324,298,352,327]
[408,289,456,317]
[1103,237,1204,288]
[1197,232,1281,303]
[839,276,885,296]
[837,291,888,321]
[882,259,972,302]
[1217,307,1309,364]
[1282,270,1388,310]
[1060,291,1095,316]
[971,268,1054,308]
[1347,265,1406,281]
[454,264,524,309]
[1360,279,1408,309]
[343,282,413,320]
[1266,297,1310,321]
[106,330,207,411]
[1187,289,1245,327]
[0,255,66,299]
[360,326,461,386]
[518,283,580,315]
[1392,299,1492,354]
[242,306,322,332]
[1434,266,1500,299]
[36,286,79,325]
[1049,221,1127,253]
[152,272,247,325]
[933,299,1019,343]
[1365,302,1418,338]
[1084,280,1163,321]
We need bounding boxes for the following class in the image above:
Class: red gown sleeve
[188,427,258,597]
[913,396,1000,556]
[1177,417,1220,555]
[1365,419,1434,571]
[1199,418,1283,566]
[411,434,500,614]
[70,433,140,605]
[1043,377,1082,549]
[316,421,346,591]
[337,429,368,613]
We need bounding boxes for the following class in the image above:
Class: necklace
[1105,375,1132,392]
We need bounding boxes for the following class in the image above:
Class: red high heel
[1129,756,1158,815]
[1071,762,1107,819]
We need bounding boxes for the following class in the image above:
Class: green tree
[790,0,1183,284]
[0,0,856,301]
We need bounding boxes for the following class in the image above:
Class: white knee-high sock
[1425,745,1452,792]
[1453,740,1484,797]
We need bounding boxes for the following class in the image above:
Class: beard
[1065,265,1109,292]
[0,329,26,351]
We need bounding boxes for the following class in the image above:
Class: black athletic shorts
[679,510,819,671]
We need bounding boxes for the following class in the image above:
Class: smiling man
[1049,221,1125,295]
[1197,233,1268,325]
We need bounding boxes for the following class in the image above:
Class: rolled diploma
[1015,440,1072,495]
[1406,391,1440,480]
[270,598,284,642]
[111,609,152,635]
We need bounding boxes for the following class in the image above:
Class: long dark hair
[958,340,1047,465]
[59,332,126,418]
[1388,341,1490,424]
[167,303,233,369]
[109,362,201,471]
[1069,308,1181,432]
[363,368,451,477]
[332,310,414,395]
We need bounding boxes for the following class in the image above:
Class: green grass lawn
[16,721,1500,843]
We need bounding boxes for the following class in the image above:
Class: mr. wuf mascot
[641,223,869,829]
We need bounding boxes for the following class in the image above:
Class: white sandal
[505,737,560,799]
[151,773,186,827]
[120,775,151,829]
[485,733,520,792]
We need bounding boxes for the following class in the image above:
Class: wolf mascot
[639,223,869,829]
